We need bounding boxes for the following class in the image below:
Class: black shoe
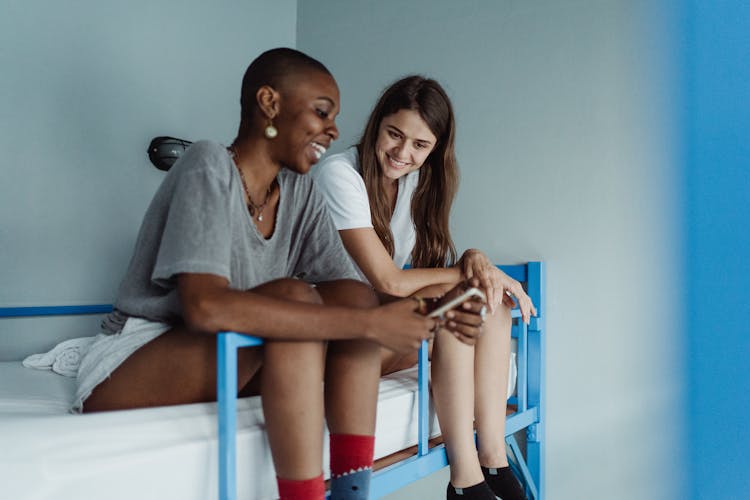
[447,481,496,500]
[481,466,526,500]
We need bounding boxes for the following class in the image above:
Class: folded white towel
[23,336,101,377]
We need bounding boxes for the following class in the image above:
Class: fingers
[459,299,485,316]
[376,299,438,354]
[464,266,474,280]
[445,325,479,345]
[462,260,540,325]
[443,307,483,345]
[506,282,535,324]
[487,271,537,325]
[472,267,501,313]
[451,330,478,345]
[481,274,496,313]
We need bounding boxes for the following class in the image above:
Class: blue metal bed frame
[0,261,544,500]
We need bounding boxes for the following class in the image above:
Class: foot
[446,481,496,499]
[482,466,526,500]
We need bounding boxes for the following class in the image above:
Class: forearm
[179,276,376,341]
[211,291,375,340]
[375,266,463,298]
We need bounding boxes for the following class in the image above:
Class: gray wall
[0,0,297,359]
[1,1,684,498]
[299,1,682,499]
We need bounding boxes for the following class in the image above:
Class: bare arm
[177,273,435,353]
[339,228,462,297]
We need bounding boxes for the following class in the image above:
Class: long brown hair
[357,76,458,268]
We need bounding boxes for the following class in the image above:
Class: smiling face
[375,109,437,181]
[272,70,340,174]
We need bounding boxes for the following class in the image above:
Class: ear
[256,85,280,120]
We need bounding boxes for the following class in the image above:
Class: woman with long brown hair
[313,76,536,500]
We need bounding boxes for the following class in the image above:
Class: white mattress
[0,357,515,500]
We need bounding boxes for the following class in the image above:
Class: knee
[285,279,324,305]
[255,278,323,305]
[321,279,379,309]
[340,279,379,308]
[493,302,512,326]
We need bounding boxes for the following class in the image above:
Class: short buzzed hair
[239,47,332,126]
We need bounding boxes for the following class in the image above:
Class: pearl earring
[264,121,278,139]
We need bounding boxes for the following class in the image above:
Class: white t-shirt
[312,147,419,282]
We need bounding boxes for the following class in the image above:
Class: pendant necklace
[229,146,275,222]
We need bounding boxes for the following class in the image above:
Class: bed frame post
[217,332,263,500]
[217,333,238,500]
[525,261,545,499]
[417,339,430,456]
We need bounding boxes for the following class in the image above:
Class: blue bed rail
[0,261,545,500]
[216,261,545,500]
[0,304,114,317]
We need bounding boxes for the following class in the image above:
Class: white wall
[0,0,297,359]
[299,1,683,499]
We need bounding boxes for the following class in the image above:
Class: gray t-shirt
[105,140,357,330]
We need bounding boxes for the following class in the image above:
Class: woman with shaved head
[75,48,435,500]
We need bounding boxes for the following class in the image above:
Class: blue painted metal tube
[217,332,263,500]
[517,320,528,412]
[507,434,539,500]
[525,262,545,499]
[417,339,430,456]
[0,304,113,317]
[371,445,450,498]
[218,333,238,500]
[505,407,538,435]
[526,262,544,320]
[497,264,527,283]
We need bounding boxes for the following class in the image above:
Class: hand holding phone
[427,283,487,319]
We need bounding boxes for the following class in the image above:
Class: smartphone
[428,286,486,319]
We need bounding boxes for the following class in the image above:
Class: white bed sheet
[0,356,515,500]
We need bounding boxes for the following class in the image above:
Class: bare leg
[378,281,476,485]
[251,279,328,480]
[431,327,485,488]
[84,278,328,481]
[474,304,512,468]
[83,326,261,410]
[261,338,326,479]
[377,282,512,487]
[316,280,381,436]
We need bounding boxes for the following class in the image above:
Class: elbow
[181,294,223,333]
[375,277,407,298]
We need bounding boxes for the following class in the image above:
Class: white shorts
[72,317,171,413]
